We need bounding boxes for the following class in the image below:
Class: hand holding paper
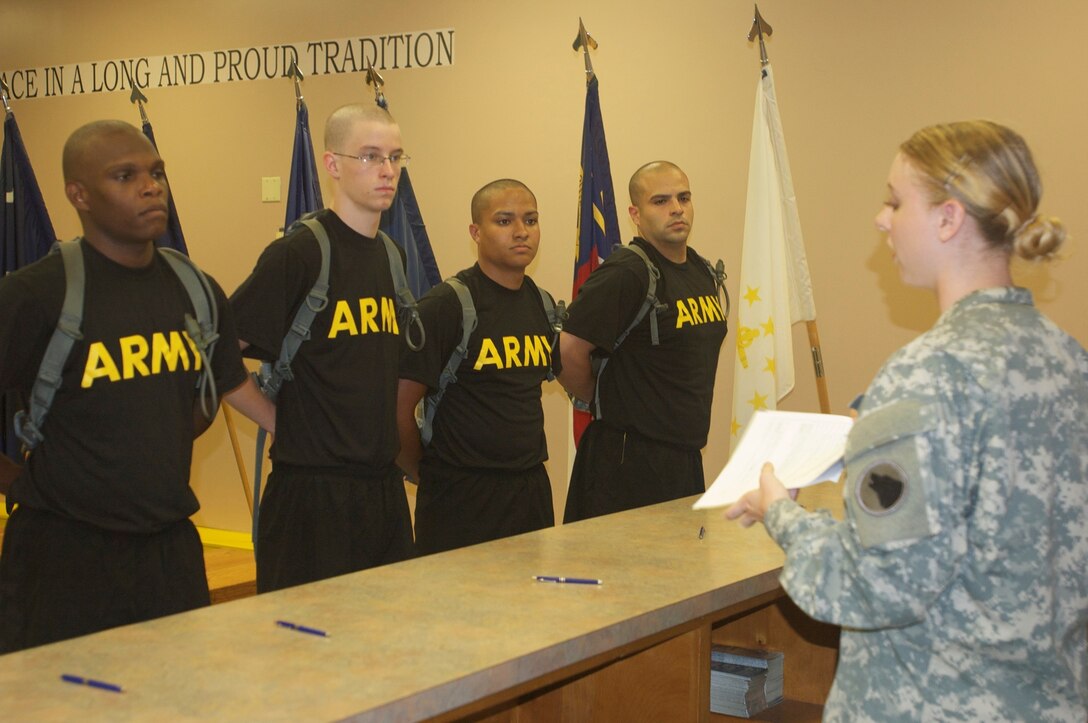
[724,462,789,527]
[693,411,853,510]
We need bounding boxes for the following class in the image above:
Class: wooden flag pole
[121,75,255,515]
[222,406,254,515]
[806,320,831,414]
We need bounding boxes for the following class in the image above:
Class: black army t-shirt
[563,237,727,449]
[0,241,247,532]
[400,265,553,470]
[231,209,406,469]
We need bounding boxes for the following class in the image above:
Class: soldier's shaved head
[62,120,156,182]
[628,161,685,206]
[470,179,537,223]
[324,103,398,151]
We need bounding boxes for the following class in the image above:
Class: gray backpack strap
[614,244,665,348]
[536,286,565,382]
[691,250,731,320]
[589,244,665,420]
[158,247,220,421]
[14,240,85,452]
[419,278,477,447]
[250,214,331,544]
[378,229,425,352]
[256,216,331,402]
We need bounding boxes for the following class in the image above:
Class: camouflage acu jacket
[766,287,1088,722]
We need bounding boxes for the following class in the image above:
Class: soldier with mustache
[558,161,729,522]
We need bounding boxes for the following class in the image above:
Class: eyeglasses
[331,151,410,169]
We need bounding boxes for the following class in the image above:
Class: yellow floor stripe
[197,526,254,550]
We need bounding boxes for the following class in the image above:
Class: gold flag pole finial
[0,78,13,117]
[128,80,150,125]
[287,59,305,109]
[747,4,773,66]
[573,18,599,85]
[365,64,386,108]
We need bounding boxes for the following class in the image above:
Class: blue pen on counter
[533,575,603,585]
[61,674,123,693]
[275,620,331,638]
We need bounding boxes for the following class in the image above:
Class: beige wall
[4,0,1087,533]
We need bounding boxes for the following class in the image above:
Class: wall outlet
[261,176,281,203]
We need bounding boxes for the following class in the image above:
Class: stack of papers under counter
[709,645,784,718]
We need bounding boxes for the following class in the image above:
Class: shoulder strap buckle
[378,229,425,352]
[159,246,221,421]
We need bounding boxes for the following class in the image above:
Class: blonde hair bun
[1013,214,1066,261]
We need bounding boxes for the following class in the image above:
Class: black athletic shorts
[414,460,554,556]
[563,421,705,523]
[0,506,209,654]
[255,463,414,593]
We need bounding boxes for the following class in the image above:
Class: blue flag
[379,168,441,299]
[374,97,440,299]
[284,100,323,229]
[1,111,57,460]
[140,120,189,256]
[572,75,621,445]
[1,113,55,274]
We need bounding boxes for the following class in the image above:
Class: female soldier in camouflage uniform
[727,121,1088,722]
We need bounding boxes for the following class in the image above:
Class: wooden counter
[0,484,842,721]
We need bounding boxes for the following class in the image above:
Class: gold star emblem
[748,391,768,411]
[742,286,761,306]
[764,357,776,374]
[730,417,741,437]
[761,316,775,336]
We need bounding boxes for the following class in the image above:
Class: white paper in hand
[693,410,853,509]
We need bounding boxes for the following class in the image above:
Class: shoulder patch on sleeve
[845,399,938,548]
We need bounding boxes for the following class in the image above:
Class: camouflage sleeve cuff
[764,497,806,549]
